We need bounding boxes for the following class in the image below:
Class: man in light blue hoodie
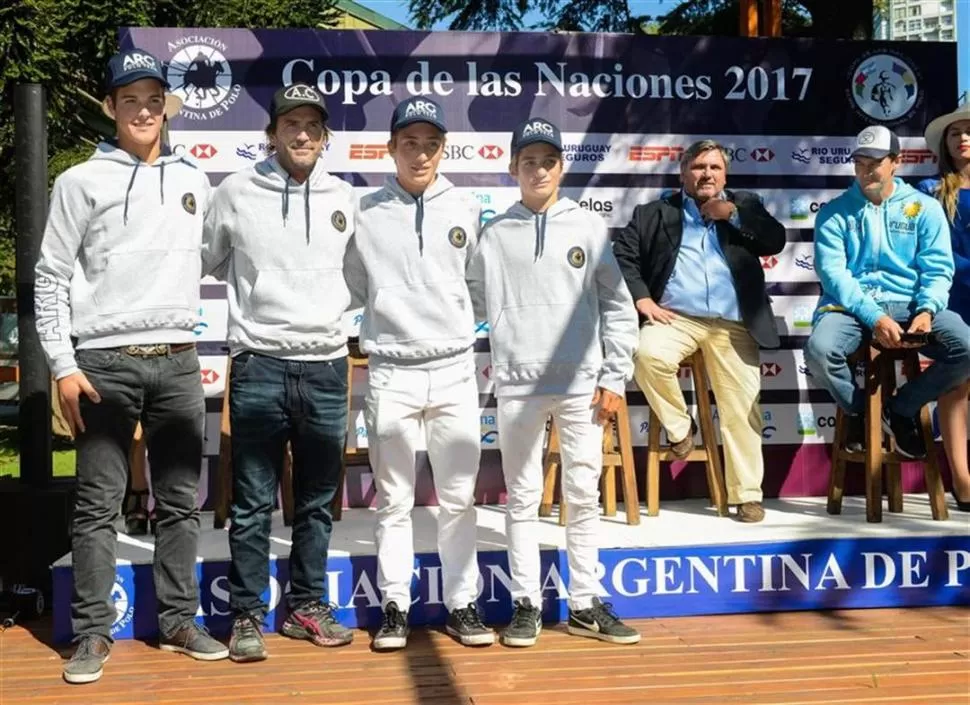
[466,118,641,647]
[805,125,970,459]
[34,49,228,685]
[202,84,356,661]
[344,97,493,650]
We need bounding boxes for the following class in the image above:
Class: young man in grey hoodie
[344,96,493,650]
[34,49,228,685]
[466,118,641,648]
[202,83,356,661]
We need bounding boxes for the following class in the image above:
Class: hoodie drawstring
[534,211,547,261]
[282,174,291,226]
[123,161,142,226]
[415,194,425,255]
[304,179,311,244]
[159,162,165,204]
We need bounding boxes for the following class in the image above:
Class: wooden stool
[827,342,948,523]
[540,395,640,526]
[645,350,729,517]
[213,345,369,529]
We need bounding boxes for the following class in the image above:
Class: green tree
[0,0,340,296]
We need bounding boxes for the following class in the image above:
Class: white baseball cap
[851,125,901,159]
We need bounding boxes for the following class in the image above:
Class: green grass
[0,425,76,478]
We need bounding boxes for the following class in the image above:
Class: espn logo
[349,144,389,160]
[898,149,937,165]
[628,146,684,162]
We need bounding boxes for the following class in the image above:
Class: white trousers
[365,354,482,612]
[498,394,602,611]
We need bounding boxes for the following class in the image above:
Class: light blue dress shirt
[658,192,742,322]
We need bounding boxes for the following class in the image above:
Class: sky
[356,0,672,30]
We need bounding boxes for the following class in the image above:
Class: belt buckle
[124,344,168,357]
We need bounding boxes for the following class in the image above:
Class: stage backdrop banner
[121,28,959,503]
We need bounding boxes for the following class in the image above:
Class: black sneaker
[446,602,495,646]
[568,597,641,645]
[882,408,926,459]
[159,621,229,660]
[62,634,111,684]
[844,414,864,453]
[372,601,409,651]
[229,612,267,663]
[501,598,542,647]
[281,600,353,647]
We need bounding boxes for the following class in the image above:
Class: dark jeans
[72,347,205,641]
[227,352,348,616]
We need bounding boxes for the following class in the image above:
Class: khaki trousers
[633,315,764,504]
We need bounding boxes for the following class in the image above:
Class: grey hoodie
[34,141,210,379]
[466,198,638,397]
[344,175,481,361]
[202,156,356,359]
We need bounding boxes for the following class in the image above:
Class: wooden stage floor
[2,607,967,704]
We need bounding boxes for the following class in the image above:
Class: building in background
[875,0,958,41]
[334,0,409,29]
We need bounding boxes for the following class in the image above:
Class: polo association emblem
[332,210,347,232]
[284,84,320,102]
[567,246,586,268]
[902,201,922,219]
[181,193,196,215]
[448,226,467,248]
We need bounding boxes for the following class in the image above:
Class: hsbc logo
[479,145,504,160]
[761,362,781,377]
[751,147,774,162]
[201,369,220,385]
[629,146,683,162]
[761,256,778,269]
[350,144,389,160]
[191,144,217,159]
[442,145,475,160]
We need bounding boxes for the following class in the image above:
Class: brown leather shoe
[736,502,765,523]
[668,420,697,460]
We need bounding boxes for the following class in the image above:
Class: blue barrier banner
[53,535,970,642]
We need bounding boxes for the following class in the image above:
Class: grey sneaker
[568,597,641,645]
[281,600,353,647]
[446,602,495,646]
[229,612,267,663]
[63,635,111,684]
[159,621,230,661]
[501,598,542,647]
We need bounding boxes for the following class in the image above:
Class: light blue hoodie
[814,177,953,328]
[35,141,210,379]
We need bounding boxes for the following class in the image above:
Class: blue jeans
[805,301,970,417]
[227,352,348,616]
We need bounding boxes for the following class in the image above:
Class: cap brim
[391,117,447,134]
[850,147,891,159]
[101,93,183,120]
[923,105,970,156]
[273,102,329,122]
[512,136,563,154]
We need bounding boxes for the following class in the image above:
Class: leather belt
[118,343,196,358]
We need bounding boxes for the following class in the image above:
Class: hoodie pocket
[371,278,471,345]
[490,303,598,366]
[94,248,200,315]
[249,268,349,331]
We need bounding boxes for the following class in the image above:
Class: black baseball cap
[270,83,329,122]
[105,48,170,92]
[510,118,563,154]
[390,96,447,134]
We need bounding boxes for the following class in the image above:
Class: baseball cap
[390,97,447,134]
[102,48,181,119]
[851,125,901,160]
[270,83,329,122]
[510,118,563,155]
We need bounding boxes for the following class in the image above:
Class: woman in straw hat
[918,103,970,512]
